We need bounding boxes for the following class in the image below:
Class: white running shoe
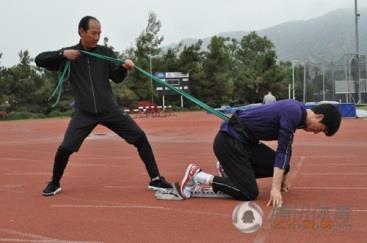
[180,163,202,199]
[216,161,227,177]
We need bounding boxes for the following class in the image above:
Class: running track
[1,112,366,242]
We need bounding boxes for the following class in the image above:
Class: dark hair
[311,103,341,136]
[78,16,99,35]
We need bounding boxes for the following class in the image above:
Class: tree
[1,50,53,113]
[198,36,233,107]
[233,32,283,103]
[0,53,6,110]
[126,12,164,102]
[177,41,203,74]
[18,50,33,66]
[156,47,179,72]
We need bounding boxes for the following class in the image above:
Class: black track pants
[212,132,276,200]
[51,108,160,183]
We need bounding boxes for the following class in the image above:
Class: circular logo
[232,201,264,233]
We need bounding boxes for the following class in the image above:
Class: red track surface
[1,112,366,242]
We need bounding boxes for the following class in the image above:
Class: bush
[6,111,46,120]
[47,110,73,118]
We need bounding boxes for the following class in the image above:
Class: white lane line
[2,158,45,163]
[0,239,48,242]
[0,239,101,243]
[0,149,54,155]
[175,209,228,217]
[252,203,276,243]
[291,208,367,213]
[305,155,364,158]
[301,173,367,176]
[0,228,102,243]
[70,164,138,168]
[50,204,229,218]
[60,196,136,206]
[294,186,367,190]
[0,138,60,146]
[4,173,51,176]
[0,185,23,193]
[0,188,24,194]
[303,163,367,167]
[0,185,22,188]
[253,156,306,243]
[104,185,142,189]
[72,156,135,161]
[139,172,181,176]
[55,196,230,218]
[51,204,167,210]
[290,156,305,178]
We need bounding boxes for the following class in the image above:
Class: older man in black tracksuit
[36,16,172,196]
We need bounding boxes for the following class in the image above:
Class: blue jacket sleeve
[274,111,299,169]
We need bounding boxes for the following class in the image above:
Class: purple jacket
[220,99,307,169]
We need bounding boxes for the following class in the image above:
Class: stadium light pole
[149,50,154,103]
[322,63,326,101]
[288,84,291,99]
[303,60,307,103]
[292,61,296,99]
[331,60,335,101]
[355,0,361,103]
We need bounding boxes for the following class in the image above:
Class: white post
[322,65,325,101]
[303,62,306,103]
[180,96,184,108]
[355,0,361,103]
[292,62,296,99]
[149,53,154,103]
[288,83,291,99]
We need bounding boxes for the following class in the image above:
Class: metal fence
[295,54,367,104]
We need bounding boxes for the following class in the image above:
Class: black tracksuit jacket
[35,43,127,114]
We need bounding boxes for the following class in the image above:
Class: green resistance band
[49,61,71,107]
[49,50,229,121]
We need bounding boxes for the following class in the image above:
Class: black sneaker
[42,181,62,196]
[148,176,173,191]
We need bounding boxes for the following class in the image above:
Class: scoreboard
[154,72,189,95]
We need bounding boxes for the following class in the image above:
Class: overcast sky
[0,0,366,67]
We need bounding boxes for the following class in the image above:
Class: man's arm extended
[267,167,284,207]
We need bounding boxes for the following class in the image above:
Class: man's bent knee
[132,131,148,147]
[57,146,74,155]
[234,188,259,201]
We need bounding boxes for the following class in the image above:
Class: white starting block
[155,182,231,200]
[155,182,184,200]
[191,186,231,198]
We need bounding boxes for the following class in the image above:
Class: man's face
[79,19,101,49]
[304,114,327,134]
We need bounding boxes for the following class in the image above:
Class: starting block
[191,186,231,198]
[155,182,184,200]
[154,182,231,200]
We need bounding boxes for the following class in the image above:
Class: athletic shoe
[148,176,173,191]
[42,181,62,196]
[180,163,202,198]
[216,161,227,177]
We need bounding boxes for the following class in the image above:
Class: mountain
[165,8,367,63]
